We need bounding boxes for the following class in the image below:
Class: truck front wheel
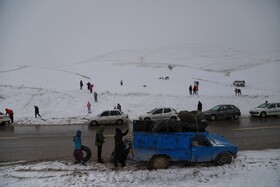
[150,155,169,169]
[216,152,232,165]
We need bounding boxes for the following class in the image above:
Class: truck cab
[132,120,238,169]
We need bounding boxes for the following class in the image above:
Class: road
[0,117,280,163]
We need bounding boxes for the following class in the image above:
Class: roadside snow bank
[0,149,279,187]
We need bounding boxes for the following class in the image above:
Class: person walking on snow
[189,85,192,95]
[197,101,202,111]
[34,106,41,118]
[5,108,14,123]
[87,101,91,114]
[117,103,122,112]
[95,125,105,163]
[73,130,85,165]
[80,80,83,90]
[94,92,98,102]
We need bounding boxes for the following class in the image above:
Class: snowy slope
[0,44,280,125]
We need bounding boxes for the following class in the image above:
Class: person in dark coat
[34,106,41,118]
[94,92,98,102]
[5,108,14,123]
[117,103,122,112]
[80,80,83,90]
[189,85,192,95]
[73,130,85,165]
[197,101,202,111]
[87,82,91,90]
[113,128,129,167]
[95,125,105,163]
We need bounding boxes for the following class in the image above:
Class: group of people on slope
[73,126,129,168]
[189,84,199,95]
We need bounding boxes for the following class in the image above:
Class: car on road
[204,105,241,121]
[249,102,280,117]
[139,107,178,121]
[233,80,245,87]
[89,109,129,126]
[0,112,10,125]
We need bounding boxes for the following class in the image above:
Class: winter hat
[76,130,82,137]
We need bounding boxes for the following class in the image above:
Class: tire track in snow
[0,66,30,73]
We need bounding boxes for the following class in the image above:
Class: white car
[249,102,280,117]
[89,109,129,126]
[0,112,11,125]
[139,107,178,121]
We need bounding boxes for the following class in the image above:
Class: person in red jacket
[5,108,14,123]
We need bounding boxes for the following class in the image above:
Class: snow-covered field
[0,149,279,187]
[0,44,279,125]
[0,44,280,186]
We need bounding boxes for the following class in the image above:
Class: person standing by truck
[73,130,85,165]
[95,125,105,163]
[113,128,129,167]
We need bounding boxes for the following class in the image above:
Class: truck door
[191,135,213,162]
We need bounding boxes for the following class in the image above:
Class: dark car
[204,105,241,121]
[233,80,245,87]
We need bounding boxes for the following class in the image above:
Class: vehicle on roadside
[133,120,238,169]
[233,80,245,87]
[89,109,129,126]
[249,102,280,117]
[204,104,241,121]
[138,107,178,121]
[0,112,10,125]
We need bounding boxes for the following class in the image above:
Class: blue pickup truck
[132,120,238,169]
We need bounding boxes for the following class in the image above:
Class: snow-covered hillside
[0,44,280,125]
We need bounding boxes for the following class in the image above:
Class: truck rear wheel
[216,152,232,165]
[150,155,169,169]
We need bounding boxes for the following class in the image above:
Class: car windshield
[211,105,220,111]
[257,103,269,108]
[147,108,158,114]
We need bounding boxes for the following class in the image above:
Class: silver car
[0,112,11,125]
[89,109,129,126]
[139,107,178,121]
[204,105,241,121]
[250,102,280,117]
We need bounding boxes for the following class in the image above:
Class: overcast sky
[0,0,280,67]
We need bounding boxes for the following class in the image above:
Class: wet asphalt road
[0,117,280,163]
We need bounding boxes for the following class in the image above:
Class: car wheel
[149,155,169,169]
[116,119,123,125]
[144,117,151,121]
[90,120,99,126]
[170,116,177,121]
[210,115,216,121]
[216,152,232,165]
[260,112,266,118]
[233,113,240,120]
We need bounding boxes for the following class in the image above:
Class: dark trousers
[74,149,83,162]
[9,114,14,123]
[97,146,103,161]
[35,112,41,118]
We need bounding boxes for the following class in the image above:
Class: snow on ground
[0,44,280,186]
[0,44,279,125]
[0,149,279,187]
